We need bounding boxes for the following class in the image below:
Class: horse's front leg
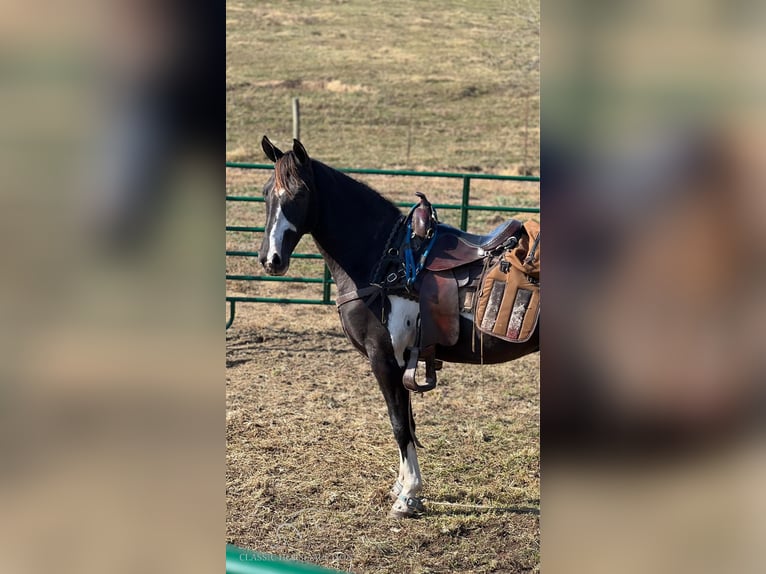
[368,347,424,518]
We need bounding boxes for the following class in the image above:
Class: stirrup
[403,347,437,392]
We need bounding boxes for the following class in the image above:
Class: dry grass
[227,1,539,571]
[227,0,539,172]
[227,304,539,573]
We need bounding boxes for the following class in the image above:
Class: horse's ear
[293,139,310,164]
[261,136,284,162]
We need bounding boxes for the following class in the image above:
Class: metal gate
[226,162,539,329]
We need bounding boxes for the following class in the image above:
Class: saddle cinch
[401,193,540,392]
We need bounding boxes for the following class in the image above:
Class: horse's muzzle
[261,253,289,276]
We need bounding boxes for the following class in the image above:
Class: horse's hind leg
[369,349,424,518]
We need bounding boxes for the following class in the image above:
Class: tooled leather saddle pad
[474,220,540,343]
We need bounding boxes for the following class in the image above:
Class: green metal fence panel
[226,162,540,182]
[226,163,539,328]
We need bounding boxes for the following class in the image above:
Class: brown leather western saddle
[338,193,540,393]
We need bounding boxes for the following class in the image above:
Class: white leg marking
[266,201,297,261]
[387,296,419,367]
[391,442,423,516]
[399,442,422,495]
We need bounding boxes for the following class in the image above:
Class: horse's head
[258,136,316,276]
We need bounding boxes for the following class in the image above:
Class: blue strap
[403,220,415,283]
[406,227,438,286]
[402,200,439,287]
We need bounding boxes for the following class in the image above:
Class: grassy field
[227,0,539,172]
[227,1,540,571]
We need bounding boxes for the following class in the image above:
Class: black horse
[258,137,539,518]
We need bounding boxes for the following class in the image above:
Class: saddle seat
[448,219,524,251]
[425,220,523,272]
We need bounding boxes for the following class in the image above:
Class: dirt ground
[226,299,540,573]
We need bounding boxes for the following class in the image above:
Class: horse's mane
[311,159,401,217]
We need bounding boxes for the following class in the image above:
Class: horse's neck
[310,162,401,292]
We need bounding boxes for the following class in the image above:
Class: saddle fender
[418,269,460,348]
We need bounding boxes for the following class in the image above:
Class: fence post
[322,264,332,304]
[226,300,236,330]
[460,176,471,231]
[292,97,300,141]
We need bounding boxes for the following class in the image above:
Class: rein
[369,214,407,287]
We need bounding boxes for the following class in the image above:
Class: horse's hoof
[389,493,425,518]
[389,505,416,519]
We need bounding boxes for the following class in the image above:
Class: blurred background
[0,1,221,573]
[542,0,766,572]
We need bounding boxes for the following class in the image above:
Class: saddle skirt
[474,220,540,343]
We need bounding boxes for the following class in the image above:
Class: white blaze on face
[387,296,419,367]
[266,198,297,262]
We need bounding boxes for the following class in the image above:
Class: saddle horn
[411,192,436,239]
